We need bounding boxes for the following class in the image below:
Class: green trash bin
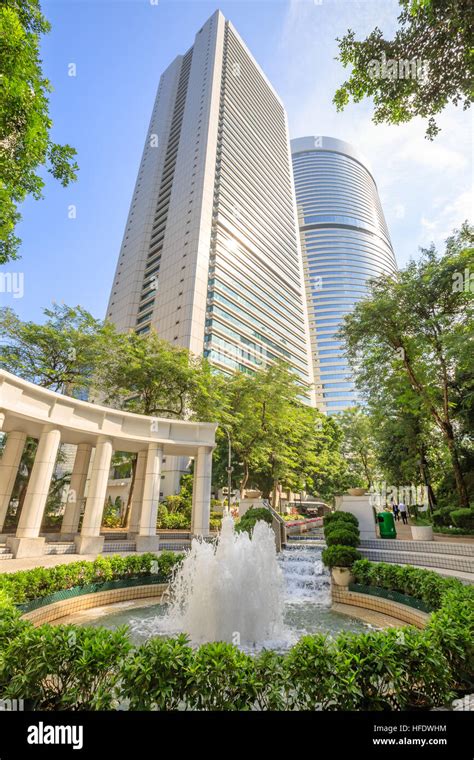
[377,511,397,539]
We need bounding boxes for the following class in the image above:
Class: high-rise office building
[106,11,315,493]
[107,10,314,399]
[291,136,397,414]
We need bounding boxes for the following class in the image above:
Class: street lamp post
[223,426,233,514]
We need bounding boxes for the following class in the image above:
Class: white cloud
[276,0,472,268]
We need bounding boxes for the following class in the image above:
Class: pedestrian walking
[393,503,400,521]
[399,501,408,524]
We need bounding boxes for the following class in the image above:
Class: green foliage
[321,545,361,568]
[0,624,130,709]
[0,559,471,711]
[337,407,379,488]
[186,642,258,710]
[212,362,351,503]
[323,511,359,529]
[325,527,360,548]
[102,496,122,528]
[427,587,474,690]
[450,509,474,530]
[234,507,272,534]
[119,634,193,710]
[333,0,473,139]
[0,304,119,396]
[352,559,465,610]
[94,328,219,420]
[432,507,456,527]
[340,226,474,508]
[0,552,183,605]
[0,0,78,261]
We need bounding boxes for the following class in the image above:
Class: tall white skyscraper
[291,136,397,414]
[107,10,314,403]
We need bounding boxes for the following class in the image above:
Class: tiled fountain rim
[20,582,168,626]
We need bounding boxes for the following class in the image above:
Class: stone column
[74,437,112,555]
[0,431,27,534]
[135,443,162,552]
[191,446,212,537]
[60,443,92,539]
[127,450,147,539]
[7,427,61,558]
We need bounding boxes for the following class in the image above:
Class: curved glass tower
[290,136,397,414]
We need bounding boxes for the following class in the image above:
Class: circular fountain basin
[71,531,376,651]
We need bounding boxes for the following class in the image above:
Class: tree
[212,362,350,504]
[0,0,78,262]
[93,328,221,421]
[0,303,117,395]
[337,407,379,489]
[366,372,440,510]
[333,0,473,139]
[340,224,474,507]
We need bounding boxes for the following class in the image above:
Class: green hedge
[451,509,474,530]
[0,552,184,605]
[1,582,471,710]
[352,559,464,610]
[0,556,472,710]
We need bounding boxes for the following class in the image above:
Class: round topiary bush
[324,520,360,538]
[321,545,361,568]
[325,527,360,548]
[323,511,359,529]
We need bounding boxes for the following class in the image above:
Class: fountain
[79,517,373,647]
[165,515,284,645]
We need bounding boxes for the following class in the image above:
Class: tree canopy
[340,224,474,507]
[333,0,473,139]
[0,0,78,262]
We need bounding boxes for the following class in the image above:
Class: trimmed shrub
[450,509,474,530]
[325,527,360,548]
[1,624,131,710]
[323,511,359,529]
[186,642,259,710]
[427,586,474,690]
[235,507,272,534]
[352,559,465,610]
[321,545,361,568]
[0,552,184,605]
[119,634,194,710]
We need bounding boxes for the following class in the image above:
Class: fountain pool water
[79,517,374,650]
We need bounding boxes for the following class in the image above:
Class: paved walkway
[389,520,474,543]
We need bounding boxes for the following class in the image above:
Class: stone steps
[44,543,76,556]
[360,538,474,557]
[359,547,474,575]
[102,541,136,553]
[0,545,13,560]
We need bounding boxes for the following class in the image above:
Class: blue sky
[2,0,472,322]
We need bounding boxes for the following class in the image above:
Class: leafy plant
[119,634,193,710]
[321,545,361,568]
[325,527,360,548]
[450,509,474,530]
[235,507,272,534]
[323,511,359,529]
